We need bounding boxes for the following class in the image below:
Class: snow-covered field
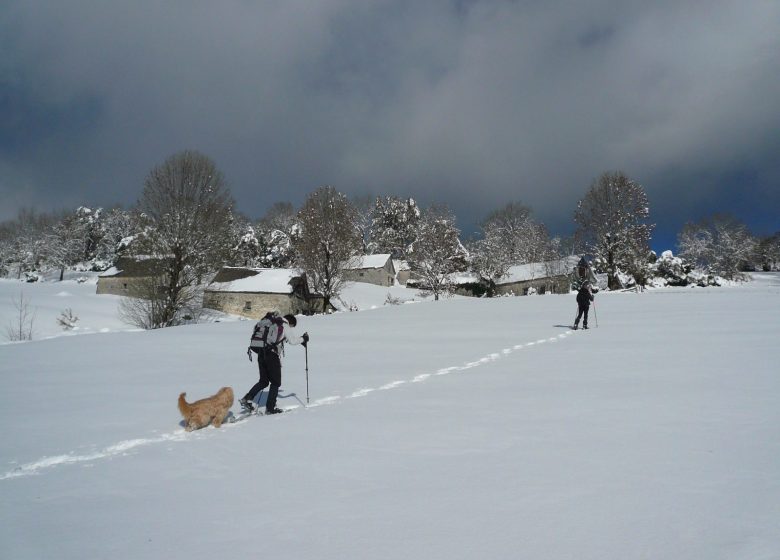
[1,274,779,559]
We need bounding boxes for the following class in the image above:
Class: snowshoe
[265,407,284,415]
[239,398,255,412]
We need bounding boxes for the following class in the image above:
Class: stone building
[202,267,316,319]
[96,256,167,296]
[493,256,581,296]
[343,254,396,287]
[394,260,412,286]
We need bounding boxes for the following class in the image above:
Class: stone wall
[343,262,395,286]
[202,291,309,319]
[96,277,136,296]
[494,275,571,296]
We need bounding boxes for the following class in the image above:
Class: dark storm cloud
[2,0,779,247]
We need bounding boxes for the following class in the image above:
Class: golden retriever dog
[178,387,234,431]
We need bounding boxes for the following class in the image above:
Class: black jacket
[576,286,594,307]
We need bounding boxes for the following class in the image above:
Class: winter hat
[283,314,297,327]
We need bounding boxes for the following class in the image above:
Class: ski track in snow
[1,330,575,480]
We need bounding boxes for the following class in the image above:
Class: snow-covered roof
[449,272,482,285]
[346,254,392,270]
[498,256,580,284]
[98,267,121,278]
[207,268,302,294]
[96,256,169,278]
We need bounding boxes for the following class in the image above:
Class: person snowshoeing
[573,281,594,330]
[240,312,309,414]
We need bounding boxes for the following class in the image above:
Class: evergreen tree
[257,202,297,267]
[368,196,421,259]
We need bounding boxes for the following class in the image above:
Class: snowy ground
[1,274,779,559]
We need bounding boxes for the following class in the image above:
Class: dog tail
[178,392,191,418]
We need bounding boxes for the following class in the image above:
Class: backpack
[250,312,285,351]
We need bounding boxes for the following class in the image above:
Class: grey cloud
[1,1,779,243]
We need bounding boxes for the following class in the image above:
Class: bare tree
[293,186,363,312]
[407,205,467,300]
[117,273,207,329]
[259,202,297,233]
[574,171,654,290]
[131,150,234,328]
[4,291,36,341]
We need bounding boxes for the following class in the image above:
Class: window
[244,301,252,311]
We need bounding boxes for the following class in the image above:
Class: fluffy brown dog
[178,387,234,431]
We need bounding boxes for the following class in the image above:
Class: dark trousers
[575,304,590,327]
[245,349,282,411]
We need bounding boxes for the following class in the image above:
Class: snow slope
[1,274,779,559]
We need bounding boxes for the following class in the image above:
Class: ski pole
[305,344,310,405]
[593,301,598,328]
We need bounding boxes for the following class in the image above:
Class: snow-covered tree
[678,215,756,279]
[468,235,513,297]
[92,207,140,267]
[755,232,780,271]
[574,171,654,290]
[407,205,467,301]
[368,196,421,259]
[649,250,693,286]
[229,215,264,268]
[5,208,53,279]
[257,202,297,267]
[480,202,552,265]
[293,186,363,312]
[45,212,86,280]
[351,194,374,254]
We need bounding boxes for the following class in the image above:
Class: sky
[2,0,779,253]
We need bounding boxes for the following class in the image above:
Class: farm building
[202,267,316,319]
[394,260,412,285]
[96,256,167,296]
[343,254,396,287]
[494,256,581,296]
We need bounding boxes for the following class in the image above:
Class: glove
[247,347,253,362]
[302,332,309,346]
